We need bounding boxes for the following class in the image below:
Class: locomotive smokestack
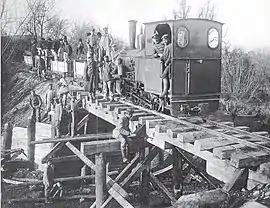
[128,20,137,49]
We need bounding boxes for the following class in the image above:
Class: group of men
[84,27,123,101]
[30,35,73,79]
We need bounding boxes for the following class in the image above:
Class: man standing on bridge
[29,89,42,122]
[118,109,136,164]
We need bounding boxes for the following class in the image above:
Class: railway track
[87,95,270,169]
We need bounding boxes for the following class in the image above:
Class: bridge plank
[167,127,197,138]
[145,119,170,131]
[235,126,250,131]
[177,131,212,143]
[139,115,163,124]
[155,121,185,133]
[213,144,248,159]
[230,150,270,168]
[194,137,236,151]
[107,104,129,111]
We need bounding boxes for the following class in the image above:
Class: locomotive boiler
[119,18,223,117]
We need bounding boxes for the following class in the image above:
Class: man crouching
[118,109,136,164]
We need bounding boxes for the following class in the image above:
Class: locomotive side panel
[189,59,221,95]
[172,19,222,59]
[171,59,186,95]
[136,57,162,95]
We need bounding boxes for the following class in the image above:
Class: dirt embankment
[1,63,55,129]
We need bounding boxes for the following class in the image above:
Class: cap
[49,83,53,86]
[161,34,169,39]
[111,43,116,47]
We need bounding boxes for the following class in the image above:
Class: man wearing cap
[110,44,119,64]
[100,27,113,60]
[29,89,42,122]
[101,55,117,101]
[43,159,54,203]
[160,34,172,97]
[118,109,136,163]
[152,34,165,58]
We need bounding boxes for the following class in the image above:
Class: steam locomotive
[119,18,223,117]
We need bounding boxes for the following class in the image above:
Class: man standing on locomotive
[159,34,172,111]
[152,34,165,58]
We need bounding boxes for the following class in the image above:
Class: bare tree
[173,0,191,19]
[198,0,216,20]
[221,47,267,122]
[24,0,55,39]
[45,15,69,39]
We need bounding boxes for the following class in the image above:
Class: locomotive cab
[120,18,223,117]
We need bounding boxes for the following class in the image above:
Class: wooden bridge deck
[85,96,270,186]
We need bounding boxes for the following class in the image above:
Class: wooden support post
[139,146,150,208]
[95,153,106,208]
[84,120,88,134]
[173,147,183,199]
[27,117,36,167]
[3,123,13,152]
[71,99,75,137]
[80,143,87,176]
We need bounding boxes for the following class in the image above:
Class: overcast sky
[55,0,270,50]
[6,0,270,50]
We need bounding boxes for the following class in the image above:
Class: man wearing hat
[29,89,42,122]
[84,51,97,100]
[118,109,136,164]
[99,27,114,60]
[152,34,165,59]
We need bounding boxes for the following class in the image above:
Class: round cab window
[208,28,219,49]
[176,27,189,48]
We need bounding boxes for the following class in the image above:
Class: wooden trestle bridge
[3,92,270,208]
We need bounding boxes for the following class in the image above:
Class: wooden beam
[2,195,96,203]
[107,188,134,208]
[153,165,173,176]
[41,142,64,163]
[101,147,159,208]
[95,153,106,207]
[82,139,121,155]
[77,114,90,131]
[44,155,79,163]
[194,137,237,151]
[230,151,270,168]
[167,127,196,138]
[27,117,36,165]
[66,141,96,171]
[32,133,113,144]
[223,168,248,192]
[177,131,212,143]
[173,147,183,198]
[150,172,177,203]
[66,142,130,208]
[176,148,218,189]
[213,144,247,159]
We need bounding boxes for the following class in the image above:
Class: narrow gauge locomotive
[119,19,223,117]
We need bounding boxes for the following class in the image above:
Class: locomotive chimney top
[128,20,137,49]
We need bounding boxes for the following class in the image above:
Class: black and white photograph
[1,0,270,207]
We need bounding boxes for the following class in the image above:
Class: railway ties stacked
[86,96,270,183]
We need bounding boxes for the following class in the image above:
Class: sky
[4,0,270,50]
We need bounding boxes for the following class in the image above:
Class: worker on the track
[118,109,136,164]
[52,98,63,138]
[44,83,57,119]
[43,160,54,203]
[29,89,42,122]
